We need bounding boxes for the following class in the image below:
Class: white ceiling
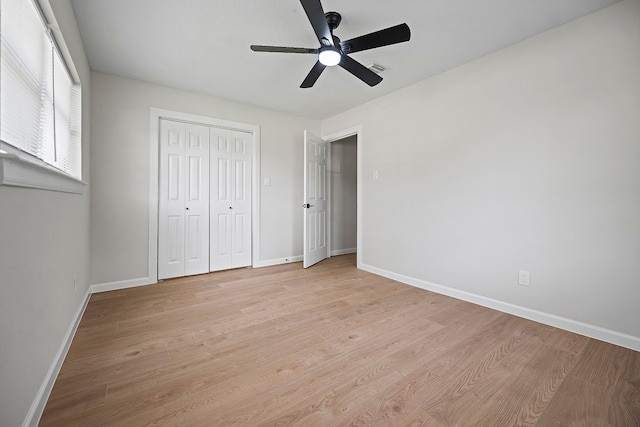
[70,0,618,120]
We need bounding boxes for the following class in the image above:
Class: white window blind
[0,0,81,179]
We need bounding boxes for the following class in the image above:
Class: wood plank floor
[40,254,640,426]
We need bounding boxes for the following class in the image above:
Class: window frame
[0,0,85,193]
[0,143,85,193]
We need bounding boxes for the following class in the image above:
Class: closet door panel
[158,120,210,279]
[158,120,186,279]
[210,129,233,271]
[210,128,252,271]
[231,131,252,268]
[184,124,210,276]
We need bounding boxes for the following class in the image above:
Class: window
[0,0,83,191]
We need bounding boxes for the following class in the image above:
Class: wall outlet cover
[518,269,530,286]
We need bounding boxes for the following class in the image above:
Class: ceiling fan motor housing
[325,11,341,30]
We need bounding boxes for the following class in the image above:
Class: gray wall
[323,0,640,341]
[89,72,321,286]
[0,0,91,425]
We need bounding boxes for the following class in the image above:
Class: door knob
[302,203,311,208]
[186,207,190,210]
[229,206,233,210]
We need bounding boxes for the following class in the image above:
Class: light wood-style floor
[40,254,640,426]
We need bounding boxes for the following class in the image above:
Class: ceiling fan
[250,0,411,88]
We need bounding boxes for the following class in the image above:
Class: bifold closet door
[158,120,210,280]
[210,128,252,272]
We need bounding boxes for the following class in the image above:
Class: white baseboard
[90,276,156,293]
[22,289,91,427]
[330,248,356,256]
[360,263,640,352]
[253,255,303,268]
[254,251,355,268]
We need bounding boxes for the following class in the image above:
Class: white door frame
[323,125,362,269]
[149,107,261,283]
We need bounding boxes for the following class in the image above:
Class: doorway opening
[329,135,357,258]
[303,126,362,269]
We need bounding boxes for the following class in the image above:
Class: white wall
[90,73,320,286]
[0,0,91,425]
[323,0,640,345]
[330,136,357,254]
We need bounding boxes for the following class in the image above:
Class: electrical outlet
[518,270,530,287]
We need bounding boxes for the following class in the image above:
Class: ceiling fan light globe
[318,48,341,66]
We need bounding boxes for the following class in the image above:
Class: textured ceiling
[70,0,618,119]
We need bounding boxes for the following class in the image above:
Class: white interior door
[158,120,185,279]
[230,131,252,268]
[158,120,210,279]
[303,130,328,268]
[184,124,210,275]
[210,128,252,271]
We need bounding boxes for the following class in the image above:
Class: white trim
[149,108,261,283]
[360,262,640,352]
[322,126,362,268]
[254,255,303,268]
[22,288,91,427]
[90,277,156,293]
[255,250,354,268]
[326,141,332,258]
[331,248,356,256]
[149,114,159,284]
[0,152,87,194]
[251,128,262,273]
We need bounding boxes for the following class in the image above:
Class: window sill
[0,152,87,194]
